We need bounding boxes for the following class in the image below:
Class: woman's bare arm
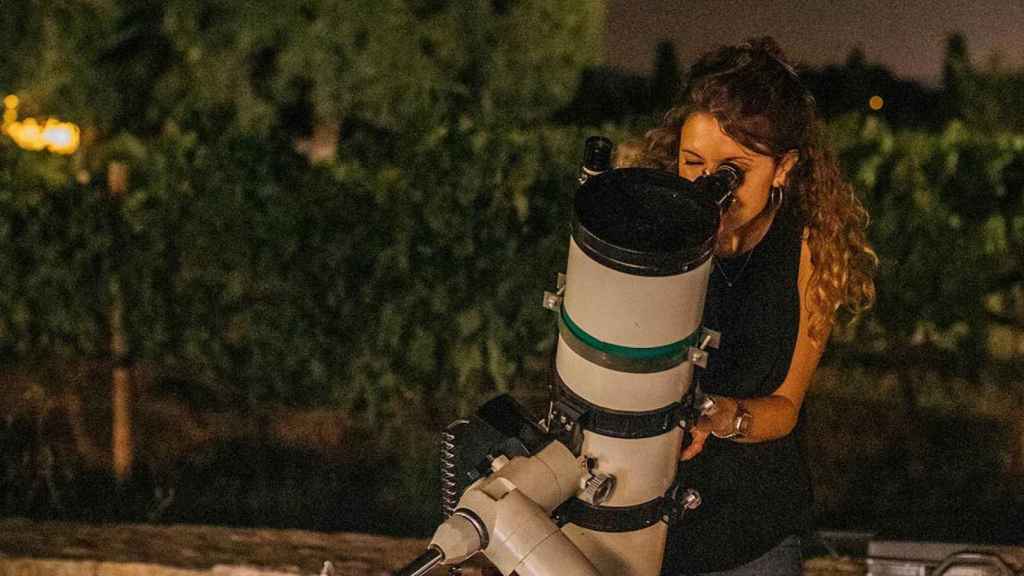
[681,236,826,460]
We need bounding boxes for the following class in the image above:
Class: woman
[638,38,877,575]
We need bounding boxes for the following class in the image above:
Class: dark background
[606,0,1024,83]
[1,1,1021,541]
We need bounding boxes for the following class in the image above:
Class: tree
[91,0,604,138]
[2,0,607,417]
[651,40,681,113]
[941,32,971,122]
[801,47,942,129]
[0,1,120,130]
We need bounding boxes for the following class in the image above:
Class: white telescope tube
[398,164,739,576]
[550,167,725,576]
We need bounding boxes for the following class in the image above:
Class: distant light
[2,94,80,155]
[869,95,884,111]
[7,118,47,151]
[2,95,16,126]
[40,120,80,154]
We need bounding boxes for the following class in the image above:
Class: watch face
[737,412,753,436]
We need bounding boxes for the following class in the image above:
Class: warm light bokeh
[2,94,80,155]
[868,95,884,111]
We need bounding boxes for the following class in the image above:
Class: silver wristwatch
[711,400,752,439]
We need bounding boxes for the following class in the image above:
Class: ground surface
[0,518,454,576]
[0,518,865,576]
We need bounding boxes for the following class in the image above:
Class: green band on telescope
[559,305,700,361]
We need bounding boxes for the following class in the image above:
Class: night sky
[606,0,1024,83]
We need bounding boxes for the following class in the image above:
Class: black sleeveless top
[663,198,814,574]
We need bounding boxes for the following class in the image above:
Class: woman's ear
[772,150,799,188]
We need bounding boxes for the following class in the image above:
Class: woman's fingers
[681,425,710,461]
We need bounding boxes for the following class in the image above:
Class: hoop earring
[769,186,784,210]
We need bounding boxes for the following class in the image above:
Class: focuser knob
[579,471,616,505]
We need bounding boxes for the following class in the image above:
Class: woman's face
[678,112,796,252]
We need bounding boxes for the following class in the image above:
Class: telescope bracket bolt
[688,347,708,368]
[680,488,702,511]
[698,395,719,417]
[699,328,721,350]
[542,273,568,311]
[663,487,702,524]
[542,291,562,311]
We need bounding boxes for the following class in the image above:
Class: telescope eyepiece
[696,162,745,210]
[712,162,743,191]
[583,136,613,173]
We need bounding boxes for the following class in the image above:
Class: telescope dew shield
[554,168,721,576]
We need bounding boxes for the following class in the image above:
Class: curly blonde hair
[636,37,876,344]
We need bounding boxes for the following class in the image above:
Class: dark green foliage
[2,3,1021,418]
[3,6,1024,533]
[0,149,110,360]
[0,0,605,417]
[830,115,1024,375]
[0,116,586,414]
[4,112,1022,418]
[940,32,1024,133]
[651,41,682,113]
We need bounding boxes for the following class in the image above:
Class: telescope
[397,136,743,576]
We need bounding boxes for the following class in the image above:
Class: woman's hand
[680,418,711,460]
[680,395,740,461]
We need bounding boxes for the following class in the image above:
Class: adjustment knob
[579,472,616,505]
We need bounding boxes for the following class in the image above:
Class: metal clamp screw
[542,273,568,311]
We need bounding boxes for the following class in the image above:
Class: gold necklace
[714,244,756,288]
[715,196,779,287]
